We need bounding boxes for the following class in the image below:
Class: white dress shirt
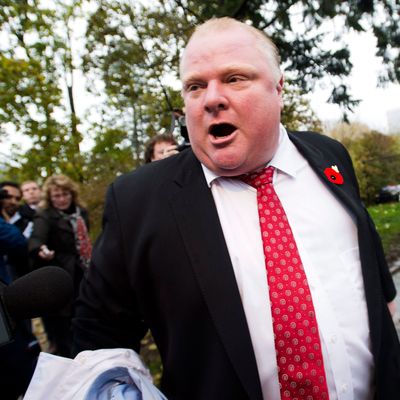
[202,126,374,400]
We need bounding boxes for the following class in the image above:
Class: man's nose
[204,81,228,114]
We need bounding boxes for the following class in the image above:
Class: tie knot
[241,166,274,188]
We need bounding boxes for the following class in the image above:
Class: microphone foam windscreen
[3,266,74,320]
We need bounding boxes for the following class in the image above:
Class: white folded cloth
[24,348,167,400]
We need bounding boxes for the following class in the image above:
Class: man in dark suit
[73,18,400,399]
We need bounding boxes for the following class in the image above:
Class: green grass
[140,332,162,386]
[368,201,400,258]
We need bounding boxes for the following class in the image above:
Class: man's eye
[228,75,245,83]
[187,84,201,92]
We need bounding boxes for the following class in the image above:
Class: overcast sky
[309,29,400,133]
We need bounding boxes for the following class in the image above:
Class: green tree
[82,122,139,238]
[281,80,322,132]
[0,0,85,181]
[352,132,400,204]
[327,121,370,145]
[82,1,188,165]
[329,123,400,204]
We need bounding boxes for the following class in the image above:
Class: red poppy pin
[324,165,344,185]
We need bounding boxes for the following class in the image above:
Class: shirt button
[330,335,337,344]
[341,383,348,393]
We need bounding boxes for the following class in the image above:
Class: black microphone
[0,267,73,346]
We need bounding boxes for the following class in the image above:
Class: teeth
[209,123,237,137]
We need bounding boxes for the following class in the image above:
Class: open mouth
[209,123,237,138]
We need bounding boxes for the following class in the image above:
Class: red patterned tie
[242,166,329,400]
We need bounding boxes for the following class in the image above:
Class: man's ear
[277,75,284,110]
[276,74,284,94]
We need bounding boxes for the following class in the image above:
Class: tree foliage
[1,0,399,197]
[281,80,322,132]
[328,123,400,204]
[0,0,85,181]
[81,1,189,165]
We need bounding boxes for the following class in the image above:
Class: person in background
[73,17,400,399]
[19,181,46,350]
[0,188,38,399]
[144,133,178,163]
[21,181,42,209]
[29,174,91,357]
[0,180,35,238]
[0,187,25,283]
[0,181,22,222]
[0,181,31,279]
[19,181,42,239]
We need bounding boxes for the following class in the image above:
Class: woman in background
[29,174,91,357]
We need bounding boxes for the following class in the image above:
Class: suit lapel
[168,151,263,400]
[289,132,364,220]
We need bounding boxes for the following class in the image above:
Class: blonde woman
[29,174,91,357]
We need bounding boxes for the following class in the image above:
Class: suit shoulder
[19,204,35,219]
[35,207,61,221]
[111,148,197,196]
[35,207,50,217]
[289,130,348,153]
[289,130,339,144]
[114,156,174,188]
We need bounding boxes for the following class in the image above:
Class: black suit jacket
[29,206,90,302]
[73,131,400,399]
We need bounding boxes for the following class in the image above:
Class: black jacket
[10,204,37,275]
[29,206,90,306]
[73,131,400,399]
[17,204,36,229]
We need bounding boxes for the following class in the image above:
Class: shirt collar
[9,211,21,224]
[202,124,306,187]
[269,125,307,178]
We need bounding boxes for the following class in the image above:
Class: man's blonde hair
[180,17,282,81]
